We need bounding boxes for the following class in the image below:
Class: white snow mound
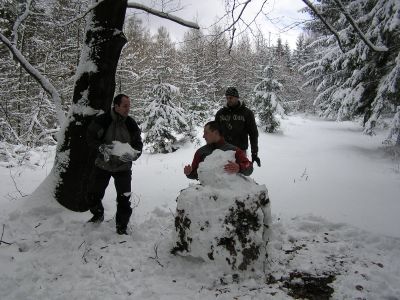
[172,150,271,276]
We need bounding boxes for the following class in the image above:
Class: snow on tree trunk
[52,0,128,211]
[171,150,271,276]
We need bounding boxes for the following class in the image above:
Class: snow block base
[171,182,271,274]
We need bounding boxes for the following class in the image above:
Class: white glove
[99,144,113,162]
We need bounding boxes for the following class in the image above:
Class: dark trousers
[88,167,132,229]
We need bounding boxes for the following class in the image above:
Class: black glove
[252,153,261,167]
[98,144,113,162]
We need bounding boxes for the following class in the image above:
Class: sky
[128,0,309,50]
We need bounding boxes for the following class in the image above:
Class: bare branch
[11,0,32,46]
[332,0,388,52]
[127,1,199,29]
[57,0,106,27]
[301,0,345,53]
[0,32,66,125]
[224,0,252,34]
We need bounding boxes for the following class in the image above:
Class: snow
[172,150,271,276]
[198,149,242,188]
[1,115,400,299]
[0,32,65,126]
[111,141,141,157]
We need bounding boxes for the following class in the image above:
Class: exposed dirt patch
[282,272,336,300]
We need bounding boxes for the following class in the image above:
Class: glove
[98,144,113,162]
[119,152,137,162]
[252,153,261,167]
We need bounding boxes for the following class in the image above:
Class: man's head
[113,94,130,117]
[225,87,239,107]
[203,121,223,144]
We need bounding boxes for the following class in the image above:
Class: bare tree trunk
[54,0,128,211]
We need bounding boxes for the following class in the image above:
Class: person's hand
[252,153,261,167]
[99,144,113,162]
[184,165,192,175]
[224,160,240,174]
[119,152,137,162]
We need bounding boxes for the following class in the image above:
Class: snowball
[111,141,141,157]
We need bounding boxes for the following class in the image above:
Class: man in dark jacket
[86,94,143,235]
[184,121,253,180]
[215,87,261,167]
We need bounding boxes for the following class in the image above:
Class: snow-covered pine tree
[177,29,212,127]
[117,14,152,122]
[229,35,255,102]
[385,106,400,146]
[203,26,231,104]
[301,0,400,136]
[285,33,318,112]
[142,27,190,153]
[254,64,285,133]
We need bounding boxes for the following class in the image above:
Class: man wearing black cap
[215,87,261,167]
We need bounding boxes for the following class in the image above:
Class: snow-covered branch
[11,0,32,46]
[0,32,66,126]
[301,0,345,53]
[57,0,105,27]
[127,2,199,29]
[332,0,388,52]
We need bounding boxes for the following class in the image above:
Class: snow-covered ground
[0,115,399,299]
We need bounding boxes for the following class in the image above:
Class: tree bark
[54,0,128,211]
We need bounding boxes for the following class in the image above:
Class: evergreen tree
[203,26,231,104]
[141,27,190,153]
[229,35,254,102]
[117,14,152,121]
[301,0,400,135]
[254,65,285,133]
[177,29,212,126]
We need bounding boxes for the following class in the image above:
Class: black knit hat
[225,87,239,98]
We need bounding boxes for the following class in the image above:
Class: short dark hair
[113,94,129,106]
[205,121,222,135]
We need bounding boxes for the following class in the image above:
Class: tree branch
[127,1,199,29]
[301,0,345,53]
[57,0,106,27]
[332,0,388,52]
[224,0,252,34]
[11,0,32,46]
[0,32,66,125]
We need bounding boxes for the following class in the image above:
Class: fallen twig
[0,224,12,245]
[149,242,164,267]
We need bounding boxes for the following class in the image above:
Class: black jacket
[87,109,143,172]
[215,102,258,154]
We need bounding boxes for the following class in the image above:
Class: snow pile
[197,150,239,188]
[111,141,141,158]
[172,150,271,276]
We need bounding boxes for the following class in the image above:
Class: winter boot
[116,225,128,235]
[88,203,104,223]
[87,213,104,223]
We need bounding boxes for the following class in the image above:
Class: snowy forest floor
[0,115,400,299]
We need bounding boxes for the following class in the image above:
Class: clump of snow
[111,141,141,157]
[197,150,238,188]
[172,150,271,277]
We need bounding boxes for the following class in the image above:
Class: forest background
[0,0,399,160]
